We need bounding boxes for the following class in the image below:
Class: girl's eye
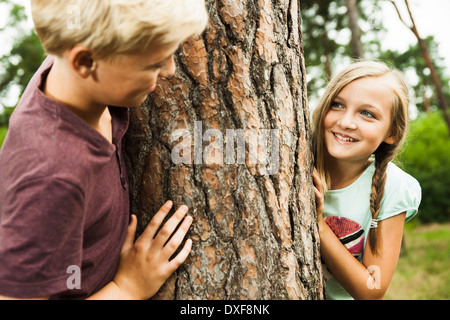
[330,101,344,109]
[361,110,375,118]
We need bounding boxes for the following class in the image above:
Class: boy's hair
[31,0,209,59]
[311,60,410,256]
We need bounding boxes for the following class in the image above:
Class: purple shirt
[0,57,130,299]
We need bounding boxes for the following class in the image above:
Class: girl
[311,61,421,300]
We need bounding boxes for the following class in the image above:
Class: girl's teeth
[335,133,356,142]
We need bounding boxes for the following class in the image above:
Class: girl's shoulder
[380,162,422,222]
[385,162,421,192]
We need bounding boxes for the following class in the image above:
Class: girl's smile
[332,132,359,144]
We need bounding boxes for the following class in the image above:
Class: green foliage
[396,112,450,223]
[0,126,7,148]
[0,31,46,103]
[0,0,46,117]
[0,106,14,127]
[0,0,28,30]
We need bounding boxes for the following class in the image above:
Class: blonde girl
[312,61,421,300]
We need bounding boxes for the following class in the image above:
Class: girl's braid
[368,143,396,255]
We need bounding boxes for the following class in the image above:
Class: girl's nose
[337,112,357,130]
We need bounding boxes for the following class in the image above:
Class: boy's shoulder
[0,57,121,189]
[1,115,102,194]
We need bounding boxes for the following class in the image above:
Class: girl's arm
[313,168,405,300]
[317,213,405,300]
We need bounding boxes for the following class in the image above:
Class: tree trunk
[124,0,325,300]
[345,0,365,59]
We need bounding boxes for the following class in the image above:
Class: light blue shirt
[323,161,421,300]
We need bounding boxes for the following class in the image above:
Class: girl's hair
[30,0,209,60]
[311,60,410,255]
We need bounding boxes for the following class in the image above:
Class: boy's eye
[145,65,161,71]
[144,62,164,71]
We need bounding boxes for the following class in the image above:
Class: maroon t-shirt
[0,57,130,299]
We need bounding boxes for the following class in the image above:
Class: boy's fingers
[168,239,193,272]
[121,215,137,254]
[161,215,193,258]
[152,205,189,247]
[138,201,173,244]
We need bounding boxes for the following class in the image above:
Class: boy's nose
[159,56,176,79]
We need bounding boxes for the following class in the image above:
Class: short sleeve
[0,176,85,298]
[378,164,422,223]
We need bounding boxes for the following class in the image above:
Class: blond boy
[0,0,208,300]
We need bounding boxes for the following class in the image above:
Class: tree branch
[389,0,412,31]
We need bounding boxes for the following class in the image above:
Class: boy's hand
[312,168,325,222]
[113,201,193,300]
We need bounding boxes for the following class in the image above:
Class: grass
[385,222,450,300]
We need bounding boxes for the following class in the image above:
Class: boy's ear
[69,47,97,78]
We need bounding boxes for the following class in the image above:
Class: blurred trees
[301,0,385,102]
[397,112,450,223]
[0,0,45,127]
[301,0,449,223]
[389,0,449,130]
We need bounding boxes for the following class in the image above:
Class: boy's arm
[0,295,49,300]
[0,201,193,300]
[0,177,85,299]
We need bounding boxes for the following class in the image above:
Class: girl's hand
[113,201,193,300]
[312,168,325,222]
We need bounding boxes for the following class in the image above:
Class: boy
[0,0,208,300]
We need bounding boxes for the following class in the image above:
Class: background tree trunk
[124,0,325,300]
[345,0,365,59]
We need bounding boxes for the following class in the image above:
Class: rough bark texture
[124,0,324,300]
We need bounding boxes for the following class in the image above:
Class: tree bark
[124,0,325,300]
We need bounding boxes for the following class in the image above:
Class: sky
[379,0,450,69]
[0,0,449,110]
